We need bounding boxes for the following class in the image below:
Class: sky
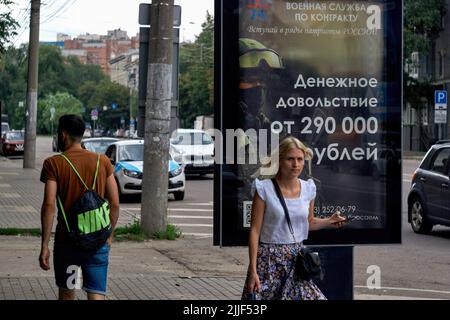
[8,0,215,46]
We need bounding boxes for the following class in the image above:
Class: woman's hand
[328,211,348,228]
[246,271,261,293]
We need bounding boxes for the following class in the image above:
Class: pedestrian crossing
[120,203,214,239]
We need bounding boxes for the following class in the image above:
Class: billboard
[214,0,402,246]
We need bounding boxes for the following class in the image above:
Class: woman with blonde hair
[242,136,347,300]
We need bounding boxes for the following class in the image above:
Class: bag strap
[56,153,101,233]
[271,178,296,243]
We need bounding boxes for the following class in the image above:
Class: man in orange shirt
[39,114,120,300]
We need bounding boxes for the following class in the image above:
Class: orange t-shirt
[40,149,114,244]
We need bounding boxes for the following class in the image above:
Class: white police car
[105,140,185,200]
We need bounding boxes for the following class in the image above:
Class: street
[2,136,450,299]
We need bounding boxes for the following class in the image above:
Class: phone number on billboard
[314,205,357,215]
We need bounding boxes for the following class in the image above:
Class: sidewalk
[0,156,248,300]
[0,156,437,300]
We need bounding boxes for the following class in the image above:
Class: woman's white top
[252,178,316,244]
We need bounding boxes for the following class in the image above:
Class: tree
[178,12,214,128]
[404,0,446,107]
[86,80,130,130]
[37,92,83,134]
[0,0,19,53]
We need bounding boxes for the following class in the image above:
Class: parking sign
[435,90,447,105]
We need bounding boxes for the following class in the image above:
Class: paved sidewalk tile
[0,276,245,300]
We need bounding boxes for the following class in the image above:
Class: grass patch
[113,219,182,241]
[153,224,182,240]
[114,219,146,242]
[0,228,41,237]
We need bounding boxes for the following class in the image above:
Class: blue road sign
[112,103,118,110]
[435,90,447,105]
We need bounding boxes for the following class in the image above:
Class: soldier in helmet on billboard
[234,38,286,229]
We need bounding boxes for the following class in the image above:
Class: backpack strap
[92,153,100,190]
[60,153,89,190]
[56,195,71,232]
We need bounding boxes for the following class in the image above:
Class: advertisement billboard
[214,0,402,246]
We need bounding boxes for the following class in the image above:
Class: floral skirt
[242,242,326,300]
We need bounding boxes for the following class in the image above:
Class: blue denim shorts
[54,243,110,295]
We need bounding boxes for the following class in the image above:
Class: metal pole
[129,85,133,134]
[140,0,174,236]
[23,0,40,169]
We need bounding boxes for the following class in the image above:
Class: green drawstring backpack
[56,153,112,251]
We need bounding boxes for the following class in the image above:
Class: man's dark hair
[58,114,85,141]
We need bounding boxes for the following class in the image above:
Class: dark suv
[408,140,450,233]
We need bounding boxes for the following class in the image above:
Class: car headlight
[123,169,142,179]
[170,167,182,177]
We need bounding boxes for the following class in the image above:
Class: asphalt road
[8,136,450,299]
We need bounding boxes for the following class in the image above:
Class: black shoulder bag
[271,178,324,281]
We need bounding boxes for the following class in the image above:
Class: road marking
[0,172,19,175]
[183,233,213,238]
[355,285,450,295]
[1,205,37,213]
[169,215,213,219]
[0,183,12,188]
[174,223,212,227]
[0,193,21,198]
[169,208,213,212]
[182,203,213,206]
[403,179,411,183]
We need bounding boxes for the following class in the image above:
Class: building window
[410,52,419,79]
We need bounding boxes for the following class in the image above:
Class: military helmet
[239,38,284,69]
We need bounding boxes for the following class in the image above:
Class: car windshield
[83,140,117,154]
[6,132,24,140]
[171,132,213,145]
[119,144,144,162]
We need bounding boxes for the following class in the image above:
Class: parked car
[170,129,214,175]
[81,137,119,154]
[0,130,25,156]
[105,140,185,200]
[408,140,450,233]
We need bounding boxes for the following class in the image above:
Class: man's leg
[82,244,110,300]
[87,292,106,300]
[59,288,76,300]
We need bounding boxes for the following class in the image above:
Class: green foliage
[37,92,83,134]
[114,219,147,242]
[0,228,41,236]
[114,219,182,241]
[404,0,446,108]
[0,43,128,132]
[152,224,182,240]
[178,12,214,128]
[404,0,446,59]
[85,80,130,130]
[0,0,19,54]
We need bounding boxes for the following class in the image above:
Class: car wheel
[174,191,185,201]
[410,196,433,234]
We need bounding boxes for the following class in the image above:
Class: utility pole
[23,0,40,169]
[140,0,174,236]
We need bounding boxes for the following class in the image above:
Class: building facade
[61,29,139,76]
[404,1,450,151]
